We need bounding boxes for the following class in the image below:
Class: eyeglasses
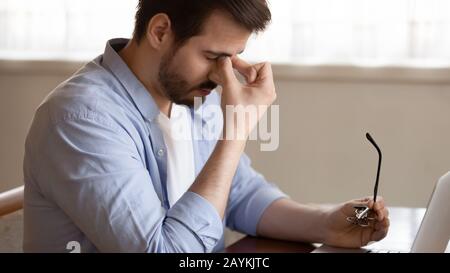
[346,133,382,227]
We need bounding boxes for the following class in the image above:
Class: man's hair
[133,0,271,46]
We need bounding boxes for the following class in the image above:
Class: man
[23,0,389,253]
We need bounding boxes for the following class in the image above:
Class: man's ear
[145,13,172,50]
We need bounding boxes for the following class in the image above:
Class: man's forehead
[189,30,248,56]
[196,10,251,50]
[196,32,249,57]
[176,10,251,57]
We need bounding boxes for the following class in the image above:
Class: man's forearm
[189,139,246,219]
[191,55,277,220]
[256,198,329,244]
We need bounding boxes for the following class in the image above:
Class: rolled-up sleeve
[39,111,223,253]
[225,153,288,236]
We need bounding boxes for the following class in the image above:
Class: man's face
[158,10,251,106]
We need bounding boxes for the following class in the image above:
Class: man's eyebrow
[203,49,245,57]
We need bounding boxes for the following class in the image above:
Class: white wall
[1,61,450,208]
[0,65,75,194]
[246,77,450,208]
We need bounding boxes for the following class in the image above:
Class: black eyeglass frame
[366,133,382,203]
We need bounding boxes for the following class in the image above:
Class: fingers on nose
[210,57,239,87]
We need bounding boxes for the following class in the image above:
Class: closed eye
[204,50,234,61]
[206,56,220,61]
[203,49,244,61]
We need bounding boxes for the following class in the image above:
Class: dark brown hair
[133,0,271,46]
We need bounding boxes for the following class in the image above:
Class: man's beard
[158,51,217,107]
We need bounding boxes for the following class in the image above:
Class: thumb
[208,57,240,89]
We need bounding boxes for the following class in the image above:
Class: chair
[0,186,24,217]
[0,186,24,253]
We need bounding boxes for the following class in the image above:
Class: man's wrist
[307,204,333,244]
[216,137,247,153]
[319,205,340,245]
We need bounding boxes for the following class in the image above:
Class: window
[0,0,136,60]
[1,0,450,67]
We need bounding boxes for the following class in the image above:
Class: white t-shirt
[157,104,195,207]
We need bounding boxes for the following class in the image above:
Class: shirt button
[157,148,165,157]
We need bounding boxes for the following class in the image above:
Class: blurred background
[1,0,450,250]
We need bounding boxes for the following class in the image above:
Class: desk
[224,207,426,253]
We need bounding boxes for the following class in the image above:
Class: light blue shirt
[23,38,287,253]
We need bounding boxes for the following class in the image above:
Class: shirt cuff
[166,191,223,252]
[241,186,288,236]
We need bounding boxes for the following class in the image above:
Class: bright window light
[1,0,450,67]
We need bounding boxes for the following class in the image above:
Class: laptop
[312,171,450,253]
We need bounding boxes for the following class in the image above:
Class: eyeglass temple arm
[366,133,382,203]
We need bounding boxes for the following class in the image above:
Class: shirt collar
[102,38,160,122]
[101,38,219,125]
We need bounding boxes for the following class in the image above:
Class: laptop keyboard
[366,249,405,253]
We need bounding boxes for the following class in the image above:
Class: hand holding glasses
[346,133,382,227]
